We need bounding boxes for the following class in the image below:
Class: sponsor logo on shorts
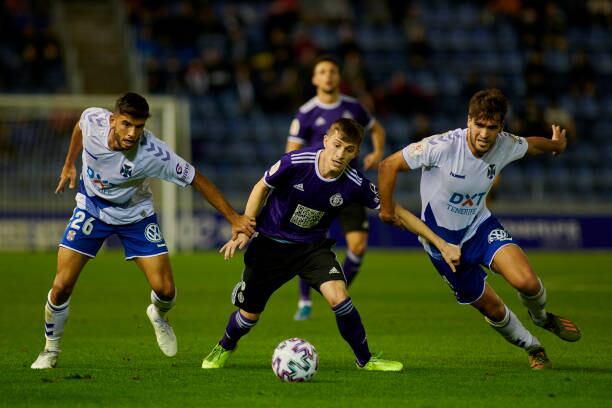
[329,193,343,207]
[144,223,163,243]
[293,183,304,191]
[488,228,512,244]
[329,267,341,275]
[66,230,76,241]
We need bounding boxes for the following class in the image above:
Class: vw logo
[487,228,512,244]
[144,223,163,243]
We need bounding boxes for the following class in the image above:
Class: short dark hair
[114,92,150,119]
[312,54,340,74]
[327,118,363,145]
[468,88,508,122]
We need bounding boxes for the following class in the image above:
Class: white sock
[485,305,541,350]
[298,299,312,308]
[150,290,176,318]
[518,278,547,324]
[44,290,70,352]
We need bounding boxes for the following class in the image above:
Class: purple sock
[298,278,311,301]
[332,297,371,366]
[343,250,363,287]
[219,310,258,350]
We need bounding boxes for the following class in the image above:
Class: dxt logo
[449,192,486,207]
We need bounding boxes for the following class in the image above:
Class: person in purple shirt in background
[200,118,460,372]
[286,55,386,320]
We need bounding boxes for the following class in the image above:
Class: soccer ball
[271,338,319,382]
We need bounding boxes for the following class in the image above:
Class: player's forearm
[377,155,401,216]
[192,171,240,222]
[244,179,271,218]
[526,136,563,155]
[394,205,443,246]
[64,123,83,166]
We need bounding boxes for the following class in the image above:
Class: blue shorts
[429,216,517,304]
[59,208,168,259]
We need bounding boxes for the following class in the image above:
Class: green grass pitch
[1,250,611,407]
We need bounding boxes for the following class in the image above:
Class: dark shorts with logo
[231,235,345,313]
[338,202,369,233]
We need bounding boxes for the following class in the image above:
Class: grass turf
[1,250,611,407]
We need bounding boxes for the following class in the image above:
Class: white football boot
[146,304,177,357]
[31,350,60,369]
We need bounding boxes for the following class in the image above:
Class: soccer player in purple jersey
[200,118,460,371]
[31,93,255,369]
[286,55,386,320]
[378,89,581,369]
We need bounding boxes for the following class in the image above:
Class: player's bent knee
[348,241,367,256]
[239,309,260,321]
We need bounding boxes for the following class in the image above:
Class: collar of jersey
[315,96,342,110]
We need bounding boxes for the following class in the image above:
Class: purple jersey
[257,147,380,243]
[288,95,374,167]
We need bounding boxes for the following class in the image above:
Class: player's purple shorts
[59,208,168,259]
[429,216,517,304]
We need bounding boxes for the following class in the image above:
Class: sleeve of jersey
[263,155,292,189]
[401,139,438,169]
[156,144,196,187]
[79,107,99,135]
[287,114,307,145]
[360,179,381,210]
[501,132,528,165]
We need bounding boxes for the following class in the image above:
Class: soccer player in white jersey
[31,92,255,369]
[378,89,581,369]
[286,55,386,320]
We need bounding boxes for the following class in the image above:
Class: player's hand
[551,124,567,156]
[219,233,250,260]
[363,151,383,170]
[55,164,77,194]
[231,214,256,239]
[440,242,461,273]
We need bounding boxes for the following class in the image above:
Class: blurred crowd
[0,0,65,93]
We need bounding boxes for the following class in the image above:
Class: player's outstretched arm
[526,124,567,156]
[377,150,410,223]
[55,122,83,194]
[393,204,461,272]
[191,170,255,238]
[363,120,386,170]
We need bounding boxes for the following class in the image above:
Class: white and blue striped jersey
[402,128,528,254]
[76,107,194,225]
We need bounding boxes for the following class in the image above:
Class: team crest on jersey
[144,223,163,243]
[315,117,327,127]
[329,193,343,207]
[487,228,512,244]
[487,164,496,179]
[120,162,133,178]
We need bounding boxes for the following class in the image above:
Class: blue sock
[219,310,258,350]
[332,297,371,366]
[343,250,363,287]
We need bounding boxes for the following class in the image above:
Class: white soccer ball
[271,338,319,382]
